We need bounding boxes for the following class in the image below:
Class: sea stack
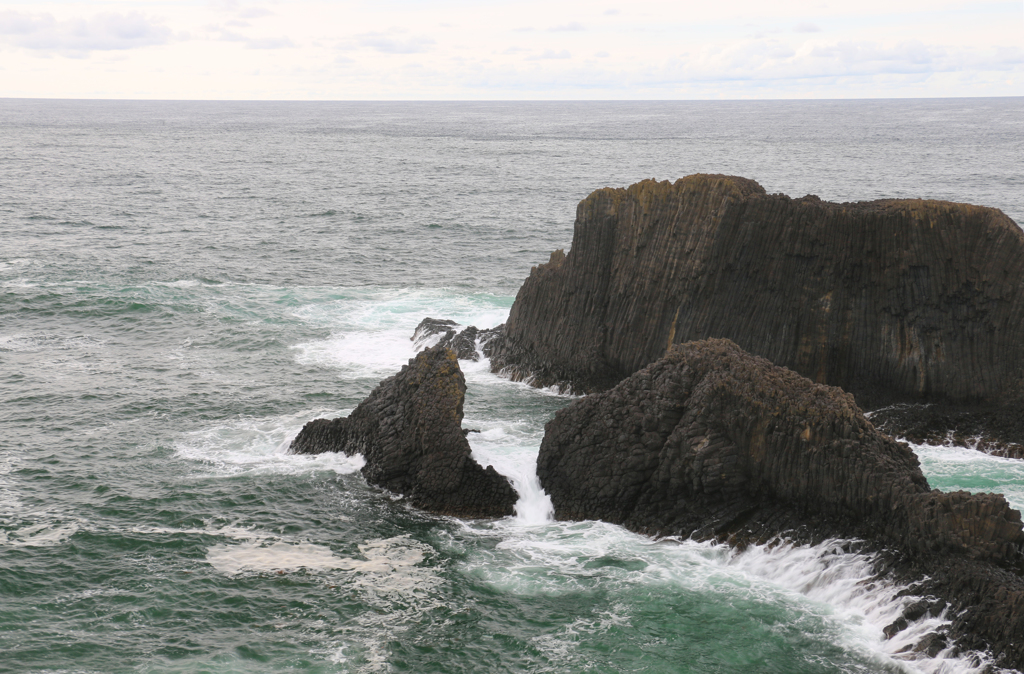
[290,345,518,518]
[487,174,1024,449]
[537,338,1024,669]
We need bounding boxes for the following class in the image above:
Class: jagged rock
[290,345,517,518]
[412,317,459,344]
[488,174,1024,448]
[411,317,505,362]
[537,338,1024,669]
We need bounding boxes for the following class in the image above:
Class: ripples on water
[1,99,1022,673]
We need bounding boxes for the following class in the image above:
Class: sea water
[1,98,1022,673]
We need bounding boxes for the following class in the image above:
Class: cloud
[527,49,571,60]
[209,25,293,49]
[358,32,435,54]
[549,22,585,32]
[239,8,273,19]
[245,36,294,49]
[795,22,821,33]
[0,10,171,55]
[604,9,620,16]
[595,50,610,58]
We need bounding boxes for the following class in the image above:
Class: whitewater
[1,98,1022,673]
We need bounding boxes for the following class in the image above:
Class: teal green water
[2,99,1023,673]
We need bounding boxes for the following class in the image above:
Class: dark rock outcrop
[290,345,517,518]
[488,174,1024,448]
[411,317,504,362]
[869,403,1024,459]
[537,339,1024,669]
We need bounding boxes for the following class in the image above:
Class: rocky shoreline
[291,176,1024,670]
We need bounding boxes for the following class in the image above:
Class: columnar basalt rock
[537,339,1024,669]
[487,174,1024,447]
[290,345,517,518]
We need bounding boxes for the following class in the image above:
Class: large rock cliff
[488,175,1024,424]
[290,345,517,518]
[537,338,1024,669]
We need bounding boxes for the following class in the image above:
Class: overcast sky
[0,0,1021,99]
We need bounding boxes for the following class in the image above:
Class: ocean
[1,98,1023,673]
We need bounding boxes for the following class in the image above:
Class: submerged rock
[290,345,517,518]
[537,339,1024,669]
[488,174,1024,448]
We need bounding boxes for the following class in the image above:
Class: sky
[0,0,1021,99]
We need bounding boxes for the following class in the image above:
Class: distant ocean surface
[2,98,1023,674]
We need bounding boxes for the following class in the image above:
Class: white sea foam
[453,517,997,674]
[157,279,202,288]
[0,518,81,548]
[174,411,365,478]
[207,540,349,575]
[295,535,444,670]
[291,289,511,380]
[909,441,1024,512]
[206,534,432,579]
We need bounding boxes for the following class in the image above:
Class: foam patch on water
[175,411,365,477]
[205,530,432,587]
[0,333,105,352]
[0,451,23,514]
[909,441,1024,512]
[207,541,350,575]
[0,517,81,548]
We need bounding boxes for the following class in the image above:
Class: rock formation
[290,345,517,518]
[537,338,1024,669]
[411,317,504,362]
[487,174,1024,448]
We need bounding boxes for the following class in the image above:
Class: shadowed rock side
[290,345,517,518]
[488,174,1024,447]
[537,339,1024,669]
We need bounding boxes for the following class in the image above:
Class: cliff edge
[488,174,1024,447]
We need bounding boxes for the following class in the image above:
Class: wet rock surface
[488,174,1024,449]
[411,317,504,362]
[537,339,1024,669]
[870,403,1024,459]
[290,345,517,518]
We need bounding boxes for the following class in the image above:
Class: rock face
[290,345,517,518]
[537,339,1024,669]
[488,175,1024,436]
